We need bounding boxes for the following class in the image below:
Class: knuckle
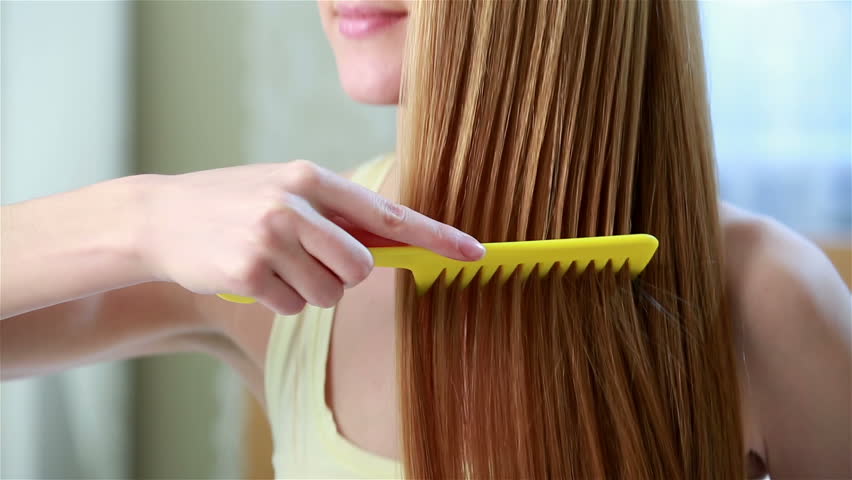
[433,223,453,246]
[254,218,279,250]
[284,160,322,193]
[269,195,303,228]
[279,296,306,315]
[378,197,406,229]
[306,269,342,308]
[230,259,265,295]
[271,281,307,315]
[347,252,374,285]
[317,281,344,308]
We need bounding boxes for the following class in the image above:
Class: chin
[337,58,402,105]
[318,0,409,105]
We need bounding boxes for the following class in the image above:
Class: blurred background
[1,1,849,479]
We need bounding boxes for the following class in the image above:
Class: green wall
[130,1,396,477]
[132,2,249,478]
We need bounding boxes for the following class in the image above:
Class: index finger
[295,167,485,261]
[329,216,408,248]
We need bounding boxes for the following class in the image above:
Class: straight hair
[396,1,744,478]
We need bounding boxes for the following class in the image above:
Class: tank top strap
[349,153,395,191]
[264,153,400,479]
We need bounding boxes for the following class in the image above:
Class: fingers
[269,240,344,309]
[284,161,485,262]
[264,197,351,307]
[271,194,374,288]
[251,221,352,314]
[297,214,374,287]
[328,216,407,248]
[251,270,307,315]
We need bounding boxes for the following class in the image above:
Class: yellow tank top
[264,155,403,479]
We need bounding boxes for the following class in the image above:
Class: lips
[335,2,408,39]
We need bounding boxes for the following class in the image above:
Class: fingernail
[459,233,486,260]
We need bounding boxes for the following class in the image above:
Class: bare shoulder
[720,202,851,479]
[721,203,850,335]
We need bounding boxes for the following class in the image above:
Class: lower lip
[337,12,407,39]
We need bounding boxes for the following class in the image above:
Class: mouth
[334,1,408,39]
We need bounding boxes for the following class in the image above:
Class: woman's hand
[141,160,484,314]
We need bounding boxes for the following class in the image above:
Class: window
[701,1,851,236]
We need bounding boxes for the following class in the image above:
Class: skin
[2,1,850,478]
[318,0,408,104]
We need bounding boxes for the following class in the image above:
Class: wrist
[106,173,168,283]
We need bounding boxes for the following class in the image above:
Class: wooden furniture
[819,238,852,288]
[245,396,275,479]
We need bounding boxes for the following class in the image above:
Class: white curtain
[1,2,133,478]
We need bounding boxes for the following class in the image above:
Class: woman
[2,1,849,479]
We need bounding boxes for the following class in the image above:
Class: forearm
[1,175,157,319]
[0,282,213,380]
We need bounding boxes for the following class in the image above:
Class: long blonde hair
[396,1,743,478]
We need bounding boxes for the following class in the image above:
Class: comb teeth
[381,234,659,295]
[413,258,633,295]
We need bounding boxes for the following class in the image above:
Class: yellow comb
[216,234,658,303]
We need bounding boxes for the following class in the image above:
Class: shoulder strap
[349,153,394,192]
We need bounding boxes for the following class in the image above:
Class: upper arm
[0,282,216,380]
[738,219,851,479]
